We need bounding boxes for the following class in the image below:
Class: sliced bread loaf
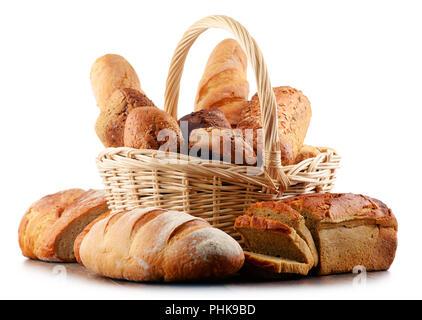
[234,215,314,267]
[242,251,312,277]
[246,202,318,267]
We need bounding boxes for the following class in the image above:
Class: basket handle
[164,15,290,191]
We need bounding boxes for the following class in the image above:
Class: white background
[1,0,421,300]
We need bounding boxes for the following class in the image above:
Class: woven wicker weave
[96,15,341,242]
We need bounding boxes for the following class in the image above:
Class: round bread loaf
[178,108,231,145]
[95,88,155,147]
[124,107,184,152]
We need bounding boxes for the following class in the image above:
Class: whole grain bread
[237,86,312,165]
[95,88,155,147]
[123,107,184,152]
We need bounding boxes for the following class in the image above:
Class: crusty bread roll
[74,210,111,264]
[234,215,315,268]
[295,145,321,163]
[194,39,249,127]
[188,127,256,165]
[178,108,231,145]
[124,107,184,152]
[95,88,155,147]
[282,193,398,275]
[237,86,312,165]
[78,207,245,282]
[18,189,109,262]
[90,54,142,110]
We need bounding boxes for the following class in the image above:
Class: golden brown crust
[95,88,155,147]
[246,202,302,220]
[36,190,109,262]
[245,201,319,267]
[295,145,321,163]
[283,193,398,227]
[194,39,249,127]
[281,193,398,275]
[78,207,245,282]
[188,127,256,165]
[234,215,291,234]
[237,86,312,165]
[123,107,184,152]
[18,189,85,260]
[74,210,111,264]
[90,54,142,110]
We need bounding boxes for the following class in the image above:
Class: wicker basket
[96,15,341,242]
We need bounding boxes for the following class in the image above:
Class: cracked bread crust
[282,193,398,275]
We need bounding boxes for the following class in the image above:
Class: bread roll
[90,54,142,110]
[194,39,249,127]
[282,193,398,275]
[295,145,321,163]
[237,86,312,165]
[188,128,256,165]
[78,207,245,282]
[124,107,184,152]
[95,88,155,147]
[18,189,109,262]
[178,108,231,145]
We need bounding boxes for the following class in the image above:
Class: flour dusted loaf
[282,193,398,275]
[78,207,245,282]
[18,189,109,262]
[90,54,142,110]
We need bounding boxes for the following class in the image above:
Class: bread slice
[18,189,109,262]
[282,193,398,275]
[234,215,314,266]
[246,202,318,267]
[18,188,86,260]
[74,210,111,264]
[242,251,312,277]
